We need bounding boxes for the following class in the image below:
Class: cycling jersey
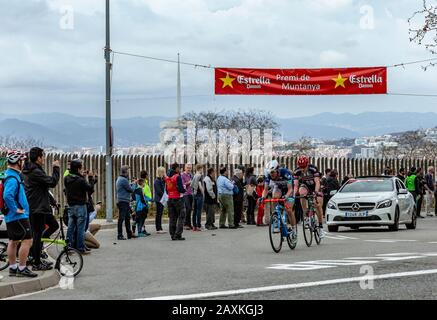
[293,165,320,191]
[264,168,294,196]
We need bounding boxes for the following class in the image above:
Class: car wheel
[328,225,339,232]
[406,207,417,230]
[388,207,400,231]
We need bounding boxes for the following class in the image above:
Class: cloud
[320,50,348,66]
[0,0,436,119]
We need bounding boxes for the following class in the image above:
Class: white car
[326,176,417,232]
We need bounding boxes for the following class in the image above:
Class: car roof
[355,175,395,179]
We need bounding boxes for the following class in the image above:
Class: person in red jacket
[255,176,268,226]
[165,163,187,241]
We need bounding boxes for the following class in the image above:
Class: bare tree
[395,130,426,158]
[409,0,437,69]
[0,135,46,152]
[421,139,437,159]
[377,145,400,159]
[276,136,315,157]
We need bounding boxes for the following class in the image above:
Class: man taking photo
[64,159,96,254]
[22,147,60,271]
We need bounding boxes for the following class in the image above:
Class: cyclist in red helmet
[293,156,326,238]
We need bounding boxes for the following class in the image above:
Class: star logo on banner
[220,73,236,89]
[332,73,347,89]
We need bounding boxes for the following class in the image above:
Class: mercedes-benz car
[326,176,416,232]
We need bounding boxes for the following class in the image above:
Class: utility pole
[177,53,181,120]
[105,0,113,222]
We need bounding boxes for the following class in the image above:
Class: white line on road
[324,234,359,240]
[376,252,418,256]
[139,269,437,300]
[365,239,418,243]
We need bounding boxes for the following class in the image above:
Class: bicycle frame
[41,205,67,248]
[260,198,290,237]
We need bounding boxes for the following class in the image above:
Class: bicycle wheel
[286,230,297,250]
[313,217,322,245]
[56,248,83,277]
[0,242,9,271]
[269,213,283,253]
[302,216,313,247]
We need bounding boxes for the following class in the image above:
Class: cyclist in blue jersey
[259,160,298,245]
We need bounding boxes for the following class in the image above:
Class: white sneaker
[427,212,435,217]
[291,230,298,245]
[319,227,326,239]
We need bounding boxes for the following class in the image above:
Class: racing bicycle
[299,193,322,247]
[261,198,297,253]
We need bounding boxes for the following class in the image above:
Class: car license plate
[345,211,368,218]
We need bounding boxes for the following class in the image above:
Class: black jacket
[232,175,245,202]
[22,161,60,215]
[326,176,341,195]
[64,174,95,207]
[204,175,218,205]
[153,177,165,202]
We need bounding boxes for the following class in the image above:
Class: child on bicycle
[134,179,152,237]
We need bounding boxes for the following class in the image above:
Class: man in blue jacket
[3,151,37,278]
[116,165,136,240]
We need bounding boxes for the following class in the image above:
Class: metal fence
[2,153,436,209]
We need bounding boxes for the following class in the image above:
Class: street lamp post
[105,0,113,222]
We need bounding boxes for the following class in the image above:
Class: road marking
[428,242,437,244]
[324,234,359,240]
[269,252,437,271]
[365,239,417,243]
[268,264,334,271]
[139,269,437,300]
[376,252,418,256]
[301,259,379,266]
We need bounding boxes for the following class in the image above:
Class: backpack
[405,175,416,192]
[0,176,21,216]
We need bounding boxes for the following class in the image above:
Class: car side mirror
[330,190,338,196]
[398,189,408,195]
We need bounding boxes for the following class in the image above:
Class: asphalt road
[8,217,437,300]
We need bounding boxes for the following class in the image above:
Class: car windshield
[340,179,394,193]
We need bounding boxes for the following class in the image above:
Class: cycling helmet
[7,150,26,164]
[266,160,279,173]
[297,155,309,169]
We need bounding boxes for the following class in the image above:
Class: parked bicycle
[41,205,83,277]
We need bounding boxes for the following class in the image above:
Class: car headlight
[327,201,337,210]
[377,200,393,209]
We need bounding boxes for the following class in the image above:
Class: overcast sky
[1,0,436,119]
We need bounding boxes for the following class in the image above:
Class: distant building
[354,138,368,146]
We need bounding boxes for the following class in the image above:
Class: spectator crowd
[2,148,437,280]
[1,149,102,278]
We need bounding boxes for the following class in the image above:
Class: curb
[0,269,60,299]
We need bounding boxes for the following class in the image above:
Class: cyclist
[259,160,297,245]
[293,155,326,238]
